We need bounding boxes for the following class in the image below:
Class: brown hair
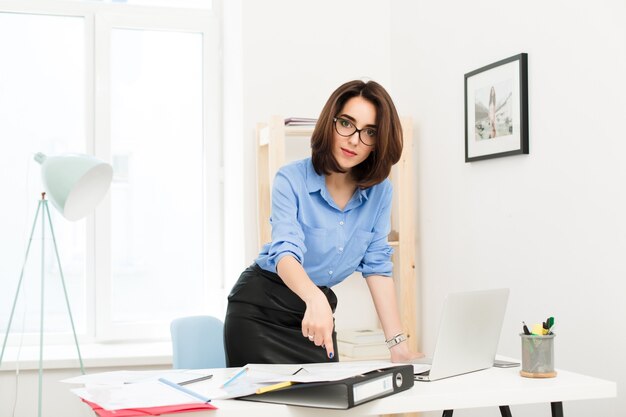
[311,80,403,188]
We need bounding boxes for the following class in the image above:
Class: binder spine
[350,365,413,407]
[352,373,395,405]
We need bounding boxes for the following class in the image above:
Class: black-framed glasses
[333,117,377,146]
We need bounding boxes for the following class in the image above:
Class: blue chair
[170,315,226,369]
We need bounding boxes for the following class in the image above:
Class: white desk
[162,366,616,417]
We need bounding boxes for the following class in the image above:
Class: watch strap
[385,333,407,349]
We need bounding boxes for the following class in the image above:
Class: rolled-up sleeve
[357,182,394,277]
[266,170,306,270]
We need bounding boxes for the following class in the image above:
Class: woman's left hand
[389,342,424,363]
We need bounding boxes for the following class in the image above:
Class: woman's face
[332,96,377,172]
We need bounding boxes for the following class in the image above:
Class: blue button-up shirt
[255,158,393,287]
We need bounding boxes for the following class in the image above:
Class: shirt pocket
[300,222,335,260]
[344,229,375,267]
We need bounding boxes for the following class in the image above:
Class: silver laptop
[414,288,509,381]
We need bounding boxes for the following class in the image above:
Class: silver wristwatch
[385,333,407,349]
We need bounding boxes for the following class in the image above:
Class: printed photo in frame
[464,53,528,162]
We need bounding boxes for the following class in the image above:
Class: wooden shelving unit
[256,115,419,353]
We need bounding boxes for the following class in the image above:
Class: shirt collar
[305,158,371,209]
[305,159,324,194]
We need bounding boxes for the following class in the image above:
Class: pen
[179,374,213,386]
[221,367,248,388]
[158,378,211,403]
[256,381,293,394]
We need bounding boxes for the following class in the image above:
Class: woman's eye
[365,128,377,137]
[340,119,352,128]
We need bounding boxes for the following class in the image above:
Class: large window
[0,2,222,345]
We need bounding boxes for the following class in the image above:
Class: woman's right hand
[301,290,335,359]
[276,256,335,359]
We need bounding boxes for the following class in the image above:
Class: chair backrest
[170,315,226,369]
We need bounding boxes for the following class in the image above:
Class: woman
[224,80,422,366]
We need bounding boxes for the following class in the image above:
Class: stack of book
[284,117,317,126]
[337,328,390,360]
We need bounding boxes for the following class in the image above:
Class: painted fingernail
[328,352,334,359]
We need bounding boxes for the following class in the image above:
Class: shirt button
[329,270,333,275]
[338,247,344,252]
[339,221,344,226]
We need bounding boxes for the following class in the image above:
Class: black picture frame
[464,53,528,162]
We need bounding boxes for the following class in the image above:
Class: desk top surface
[164,365,616,417]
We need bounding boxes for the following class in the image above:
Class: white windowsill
[0,341,172,372]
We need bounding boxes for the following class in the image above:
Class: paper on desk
[71,380,206,410]
[246,360,400,383]
[184,361,405,400]
[62,369,210,386]
[69,362,422,406]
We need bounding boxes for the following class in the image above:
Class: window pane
[110,28,204,323]
[0,13,86,335]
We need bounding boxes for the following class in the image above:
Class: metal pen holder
[520,333,556,378]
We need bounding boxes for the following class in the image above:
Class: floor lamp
[0,152,112,417]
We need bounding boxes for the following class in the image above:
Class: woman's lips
[341,147,357,157]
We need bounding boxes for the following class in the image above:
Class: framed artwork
[464,53,528,162]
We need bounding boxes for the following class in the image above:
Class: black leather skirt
[224,263,339,367]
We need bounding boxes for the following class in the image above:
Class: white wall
[391,0,624,416]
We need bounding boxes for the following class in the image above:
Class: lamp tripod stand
[0,193,85,417]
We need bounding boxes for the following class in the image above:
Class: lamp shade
[34,152,113,221]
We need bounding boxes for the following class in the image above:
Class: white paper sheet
[71,380,204,410]
[245,360,400,383]
[62,369,211,385]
